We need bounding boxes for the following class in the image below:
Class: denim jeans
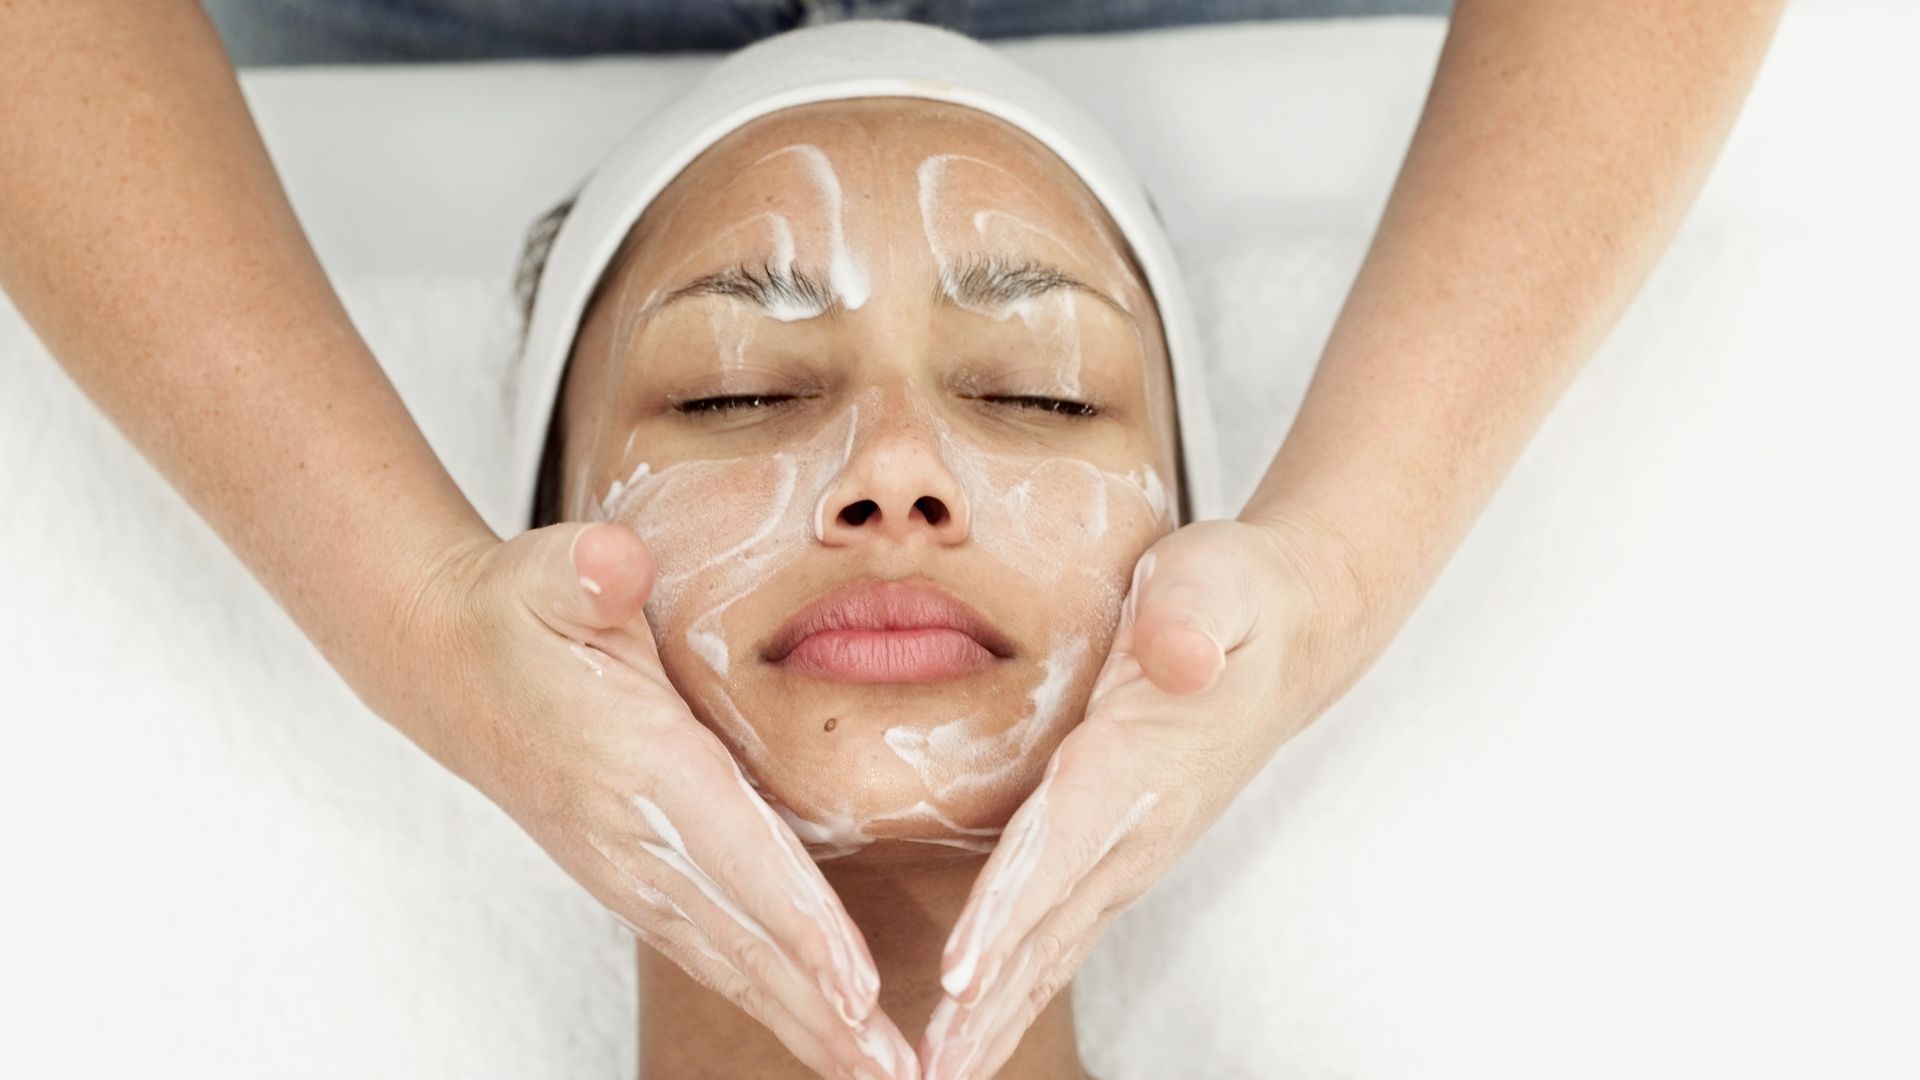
[202,0,1452,65]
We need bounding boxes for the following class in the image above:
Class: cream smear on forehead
[916,153,1138,310]
[918,154,1096,367]
[578,141,869,494]
[917,149,1175,451]
[750,144,870,310]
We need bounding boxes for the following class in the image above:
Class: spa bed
[3,3,1915,1076]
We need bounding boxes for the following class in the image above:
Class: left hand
[916,515,1379,1079]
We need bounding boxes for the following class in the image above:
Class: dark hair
[516,195,578,529]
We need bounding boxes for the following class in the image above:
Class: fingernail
[939,954,973,999]
[965,952,1005,1005]
[921,995,963,1079]
[567,526,588,572]
[849,1015,913,1080]
[851,963,880,1017]
[820,971,857,1026]
[889,1025,921,1080]
[941,907,970,964]
[1193,627,1226,683]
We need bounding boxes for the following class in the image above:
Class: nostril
[839,500,878,527]
[913,496,950,527]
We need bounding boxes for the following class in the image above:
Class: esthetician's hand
[416,522,919,1080]
[916,516,1378,1079]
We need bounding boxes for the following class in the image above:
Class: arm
[921,2,1788,1073]
[1243,0,1788,639]
[0,6,920,1075]
[0,0,474,746]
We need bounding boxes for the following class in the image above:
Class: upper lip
[761,579,1017,664]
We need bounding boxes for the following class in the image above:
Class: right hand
[392,521,918,1080]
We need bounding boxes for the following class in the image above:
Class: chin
[661,625,1110,869]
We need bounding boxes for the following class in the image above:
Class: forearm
[1242,0,1784,635]
[0,1,489,695]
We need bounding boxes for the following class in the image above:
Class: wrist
[340,511,503,783]
[1238,501,1386,670]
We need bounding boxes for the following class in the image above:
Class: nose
[817,407,971,548]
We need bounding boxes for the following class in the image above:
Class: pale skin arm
[0,5,920,1076]
[1244,0,1791,627]
[922,2,1790,1075]
[0,0,469,716]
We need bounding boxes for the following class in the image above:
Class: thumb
[529,521,656,635]
[1127,531,1258,696]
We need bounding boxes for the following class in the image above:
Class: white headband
[510,20,1221,528]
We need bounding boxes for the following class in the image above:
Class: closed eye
[672,393,798,415]
[984,395,1100,418]
[673,392,1097,418]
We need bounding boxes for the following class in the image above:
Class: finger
[925,860,1133,1080]
[531,521,657,635]
[590,826,916,1080]
[920,943,1041,1080]
[1127,532,1260,696]
[588,838,841,1071]
[641,739,883,1025]
[964,913,1115,1080]
[726,755,888,1018]
[938,742,1160,1005]
[620,910,836,1076]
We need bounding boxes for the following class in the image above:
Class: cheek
[868,447,1172,821]
[599,454,815,681]
[941,441,1172,630]
[586,406,865,705]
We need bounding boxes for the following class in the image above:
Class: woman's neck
[637,855,1086,1079]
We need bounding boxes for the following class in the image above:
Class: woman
[511,22,1218,1078]
[0,1,1783,1076]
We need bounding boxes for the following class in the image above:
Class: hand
[916,517,1377,1079]
[399,522,919,1080]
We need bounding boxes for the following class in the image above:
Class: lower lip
[780,628,996,683]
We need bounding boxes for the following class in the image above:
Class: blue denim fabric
[202,0,1452,65]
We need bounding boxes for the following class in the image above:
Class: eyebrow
[657,262,842,319]
[650,254,1131,322]
[937,253,1132,321]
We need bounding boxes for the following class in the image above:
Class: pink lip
[763,580,1015,684]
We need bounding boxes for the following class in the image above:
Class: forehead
[623,98,1142,289]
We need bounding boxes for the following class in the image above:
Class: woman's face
[557,98,1179,865]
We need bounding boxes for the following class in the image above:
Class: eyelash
[673,394,796,415]
[672,394,1099,418]
[987,395,1099,418]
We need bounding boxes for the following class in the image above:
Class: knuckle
[731,982,774,1027]
[708,844,750,894]
[1030,964,1070,1013]
[730,935,780,987]
[1032,929,1068,970]
[1058,828,1103,875]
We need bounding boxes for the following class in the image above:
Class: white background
[3,5,1916,1077]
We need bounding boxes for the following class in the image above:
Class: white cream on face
[917,150,1174,461]
[750,144,871,310]
[572,137,1174,862]
[588,381,1167,860]
[919,154,1098,393]
[596,408,855,690]
[882,636,1088,803]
